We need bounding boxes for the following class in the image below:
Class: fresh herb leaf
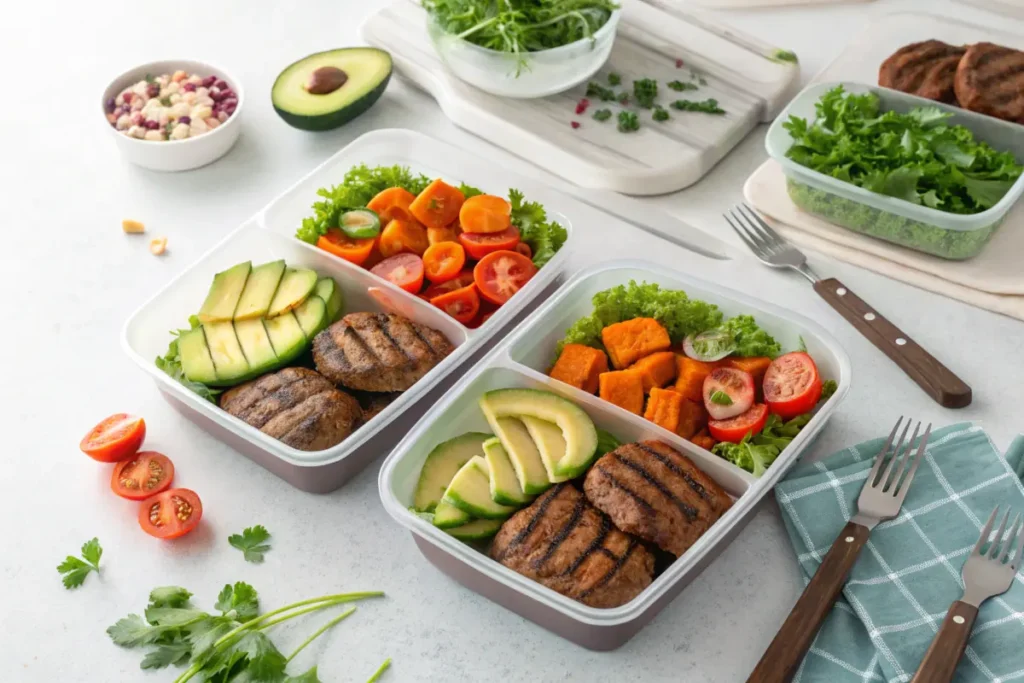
[57,538,102,589]
[233,631,288,680]
[586,82,616,101]
[508,189,567,268]
[458,182,483,199]
[607,72,621,86]
[617,110,639,133]
[633,78,658,108]
[820,379,838,402]
[215,582,260,622]
[229,525,272,564]
[652,106,670,122]
[713,436,780,477]
[709,390,733,406]
[593,108,612,122]
[667,80,698,92]
[719,315,781,358]
[671,98,725,114]
[286,666,324,682]
[141,641,192,670]
[150,586,194,609]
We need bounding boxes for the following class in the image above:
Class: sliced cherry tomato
[370,253,425,293]
[317,228,376,266]
[111,452,174,500]
[422,271,474,300]
[459,194,512,234]
[423,242,466,283]
[515,242,532,259]
[80,413,145,463]
[702,367,755,420]
[763,352,823,420]
[379,219,429,258]
[458,226,521,260]
[708,404,769,443]
[431,284,481,325]
[473,250,538,305]
[139,488,203,539]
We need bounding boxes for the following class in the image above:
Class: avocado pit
[305,66,348,95]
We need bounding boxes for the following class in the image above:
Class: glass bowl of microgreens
[424,0,620,98]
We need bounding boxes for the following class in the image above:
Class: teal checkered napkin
[775,423,1024,683]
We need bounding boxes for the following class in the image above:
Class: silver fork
[910,507,1024,683]
[724,203,972,410]
[748,418,931,683]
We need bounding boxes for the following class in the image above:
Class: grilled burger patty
[312,312,454,392]
[879,40,966,104]
[220,367,362,451]
[352,391,401,421]
[583,441,732,557]
[955,42,1024,123]
[491,484,655,608]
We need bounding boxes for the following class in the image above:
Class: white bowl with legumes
[101,59,243,171]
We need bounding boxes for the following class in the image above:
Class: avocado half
[272,48,392,131]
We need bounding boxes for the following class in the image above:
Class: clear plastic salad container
[379,260,851,650]
[122,129,576,493]
[766,82,1024,260]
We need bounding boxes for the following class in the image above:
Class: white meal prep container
[380,260,851,650]
[122,129,575,493]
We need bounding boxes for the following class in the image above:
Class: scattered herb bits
[653,107,670,122]
[586,82,616,101]
[633,79,658,108]
[608,72,621,86]
[57,538,103,589]
[691,70,708,86]
[229,525,272,563]
[667,80,698,92]
[618,93,630,106]
[617,111,639,133]
[593,108,612,122]
[671,98,726,114]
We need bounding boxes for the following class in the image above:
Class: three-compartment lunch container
[379,260,852,650]
[121,129,576,493]
[766,81,1024,260]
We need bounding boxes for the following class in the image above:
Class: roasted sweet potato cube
[677,399,708,440]
[598,371,645,415]
[629,351,677,393]
[549,344,609,394]
[601,318,671,369]
[674,356,719,402]
[691,429,716,451]
[726,356,773,386]
[643,387,686,433]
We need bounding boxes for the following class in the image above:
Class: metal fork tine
[722,213,762,257]
[867,418,902,487]
[1001,515,1023,563]
[889,422,921,495]
[894,424,930,502]
[1013,522,1024,569]
[878,419,912,490]
[990,508,1013,560]
[973,507,1000,556]
[739,203,786,248]
[734,208,776,253]
[730,209,772,253]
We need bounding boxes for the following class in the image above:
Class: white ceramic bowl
[101,59,243,172]
[427,10,620,99]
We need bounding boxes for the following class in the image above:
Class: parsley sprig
[57,537,102,589]
[229,525,272,563]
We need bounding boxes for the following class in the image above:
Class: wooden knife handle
[910,601,979,683]
[747,522,871,683]
[813,278,972,409]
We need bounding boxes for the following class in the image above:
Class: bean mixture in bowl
[105,70,238,142]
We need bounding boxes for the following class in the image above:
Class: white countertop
[4,0,1024,681]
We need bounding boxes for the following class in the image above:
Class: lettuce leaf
[154,316,222,404]
[509,189,567,268]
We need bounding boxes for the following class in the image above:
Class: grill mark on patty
[495,485,562,561]
[977,61,1024,89]
[896,47,963,91]
[991,89,1024,105]
[378,314,415,362]
[408,321,440,357]
[241,379,329,428]
[576,540,639,601]
[636,443,710,503]
[342,325,376,367]
[974,46,1016,70]
[560,515,612,577]
[594,466,656,515]
[533,494,585,570]
[614,454,699,521]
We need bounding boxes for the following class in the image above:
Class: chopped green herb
[617,110,639,133]
[608,72,621,86]
[57,538,102,589]
[593,108,612,122]
[618,93,630,106]
[633,78,658,108]
[671,98,725,114]
[144,73,156,84]
[228,525,272,564]
[667,80,698,92]
[508,189,568,267]
[690,70,707,86]
[160,96,172,107]
[820,379,838,402]
[771,49,799,64]
[709,390,733,406]
[653,106,670,122]
[586,81,616,101]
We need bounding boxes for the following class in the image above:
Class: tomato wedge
[431,283,481,325]
[763,352,823,420]
[111,452,174,500]
[459,226,521,260]
[708,404,769,443]
[423,242,466,283]
[139,488,203,539]
[371,253,425,294]
[317,228,376,266]
[422,271,474,300]
[459,194,512,234]
[473,250,538,305]
[702,367,755,420]
[81,413,146,463]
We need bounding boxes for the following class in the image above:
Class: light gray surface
[3,0,1023,681]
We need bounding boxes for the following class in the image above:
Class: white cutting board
[361,0,800,195]
[689,0,870,7]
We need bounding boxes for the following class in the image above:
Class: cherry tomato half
[708,404,769,444]
[702,367,755,421]
[80,413,146,463]
[423,241,466,283]
[422,271,474,300]
[431,284,481,325]
[370,253,425,294]
[763,352,823,420]
[473,250,538,305]
[459,226,521,260]
[139,488,203,539]
[111,452,175,500]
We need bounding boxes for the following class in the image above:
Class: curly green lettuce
[716,315,781,358]
[508,189,567,268]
